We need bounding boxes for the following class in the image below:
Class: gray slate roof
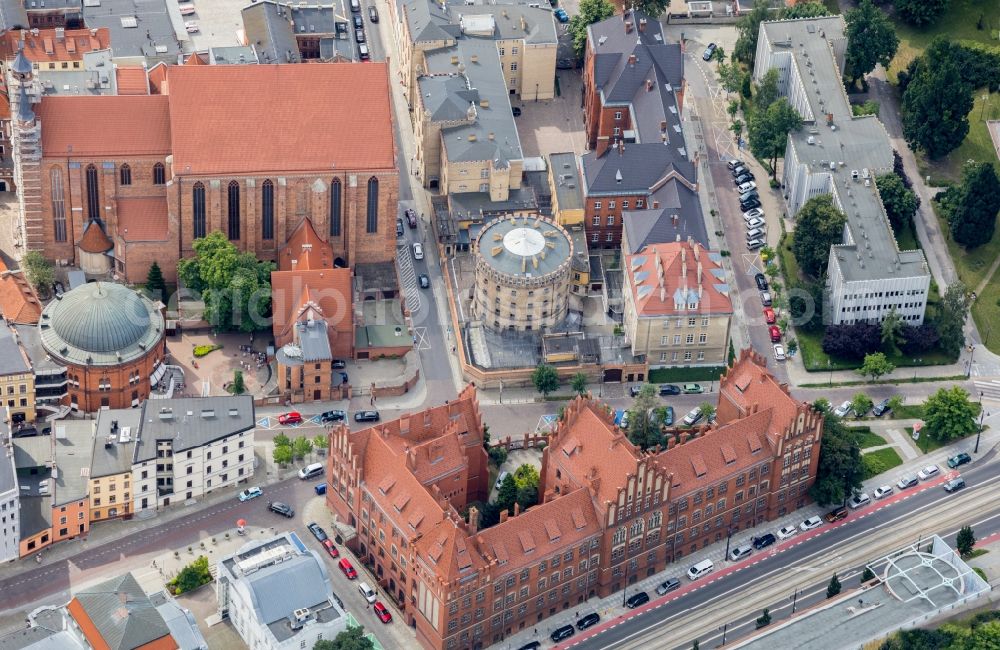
[0,0,27,32]
[82,0,181,63]
[417,74,480,122]
[52,420,94,505]
[287,3,338,35]
[133,396,255,463]
[622,179,708,253]
[581,143,696,195]
[73,573,172,650]
[399,0,556,46]
[0,325,30,375]
[243,0,301,64]
[246,555,332,625]
[297,320,332,361]
[209,46,259,65]
[13,436,52,468]
[91,409,143,479]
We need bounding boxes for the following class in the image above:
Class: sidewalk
[499,410,1000,650]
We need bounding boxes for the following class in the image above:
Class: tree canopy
[880,310,906,356]
[747,97,802,179]
[146,261,167,302]
[936,282,971,358]
[733,0,770,65]
[809,410,864,506]
[894,0,949,27]
[177,231,273,332]
[943,162,1000,249]
[753,68,780,111]
[633,0,668,19]
[901,40,973,160]
[923,386,978,443]
[844,0,899,86]
[571,372,588,396]
[791,195,846,278]
[956,525,976,557]
[859,352,895,381]
[314,627,375,650]
[626,384,662,450]
[531,364,559,396]
[780,1,829,19]
[21,251,54,299]
[876,173,920,233]
[568,0,615,57]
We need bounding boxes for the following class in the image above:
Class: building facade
[0,415,19,562]
[0,323,35,423]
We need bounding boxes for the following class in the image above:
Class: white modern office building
[754,16,930,325]
[0,414,19,563]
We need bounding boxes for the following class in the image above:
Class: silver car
[745,217,765,229]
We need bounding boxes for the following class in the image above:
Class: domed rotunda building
[38,282,166,411]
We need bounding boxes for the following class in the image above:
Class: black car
[752,533,776,550]
[947,452,972,468]
[625,591,650,608]
[576,613,600,630]
[396,218,404,237]
[517,642,542,650]
[731,164,746,177]
[368,5,379,21]
[320,410,346,423]
[551,624,575,642]
[557,57,575,69]
[332,359,347,369]
[629,385,643,397]
[754,273,768,291]
[419,274,430,289]
[702,42,717,61]
[353,14,363,28]
[354,410,380,422]
[740,197,762,211]
[308,522,328,542]
[268,501,295,518]
[655,577,681,595]
[512,106,522,117]
[872,398,892,417]
[355,28,366,43]
[739,189,759,203]
[659,384,681,395]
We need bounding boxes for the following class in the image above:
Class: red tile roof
[115,66,149,95]
[270,267,352,347]
[147,63,168,95]
[0,258,41,324]
[0,28,111,63]
[717,348,799,430]
[78,221,112,253]
[36,95,170,157]
[117,198,169,241]
[625,240,732,317]
[165,64,395,174]
[184,53,206,66]
[280,218,334,271]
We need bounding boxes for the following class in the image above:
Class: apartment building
[324,351,822,650]
[622,239,732,367]
[131,396,256,514]
[0,414,19,563]
[89,409,141,523]
[754,17,930,325]
[0,324,34,424]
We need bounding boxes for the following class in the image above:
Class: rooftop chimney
[639,18,647,32]
[627,53,636,65]
[625,21,633,34]
[513,502,521,517]
[646,79,653,91]
[827,113,834,125]
[500,509,509,524]
[468,506,480,534]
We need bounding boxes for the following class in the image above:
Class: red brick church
[9,60,398,283]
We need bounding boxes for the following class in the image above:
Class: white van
[687,559,715,580]
[495,470,510,490]
[298,462,324,480]
[358,581,377,603]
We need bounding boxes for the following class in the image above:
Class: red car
[769,325,782,343]
[338,558,357,579]
[322,539,340,558]
[373,601,392,623]
[278,411,303,425]
[763,307,776,324]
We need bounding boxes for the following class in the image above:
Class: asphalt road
[565,450,1000,650]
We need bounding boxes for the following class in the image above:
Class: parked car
[354,410,380,422]
[179,4,195,16]
[405,208,418,228]
[917,464,940,480]
[746,217,765,230]
[753,276,769,295]
[740,197,762,211]
[268,501,295,517]
[731,164,747,177]
[626,592,650,608]
[332,359,347,369]
[847,492,871,509]
[396,218,404,237]
[358,43,370,60]
[833,400,853,418]
[776,525,797,540]
[557,57,575,69]
[412,242,424,260]
[799,516,823,531]
[728,544,752,561]
[321,410,346,423]
[873,485,894,499]
[512,106,522,117]
[662,406,675,426]
[773,344,786,361]
[824,506,848,522]
[763,307,776,324]
[619,411,630,430]
[368,5,379,21]
[517,643,542,650]
[769,325,782,343]
[358,582,377,604]
[373,601,392,623]
[551,624,575,642]
[656,577,681,595]
[760,291,772,307]
[321,539,339,558]
[278,411,303,425]
[682,406,703,426]
[308,522,328,542]
[747,238,766,251]
[338,558,358,579]
[353,14,363,28]
[355,28,366,43]
[743,207,764,220]
[629,385,643,397]
[738,189,759,203]
[419,274,430,289]
[746,227,765,240]
[702,42,717,61]
[896,475,918,489]
[947,452,972,468]
[737,181,758,194]
[727,159,744,170]
[576,613,600,630]
[734,173,753,186]
[659,384,681,395]
[554,7,569,22]
[872,398,892,417]
[682,383,704,394]
[752,533,777,550]
[184,20,199,33]
[238,486,262,502]
[943,476,966,493]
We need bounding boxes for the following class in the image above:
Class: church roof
[78,221,113,253]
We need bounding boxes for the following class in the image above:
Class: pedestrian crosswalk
[396,244,422,313]
[974,379,1000,401]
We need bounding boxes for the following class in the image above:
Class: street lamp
[975,391,986,454]
[724,526,735,559]
[967,345,976,379]
[720,622,729,646]
[791,588,799,614]
[828,359,832,387]
[621,561,630,607]
[499,379,504,405]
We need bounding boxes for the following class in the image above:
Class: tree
[876,174,919,234]
[894,0,949,27]
[313,433,329,451]
[177,231,274,332]
[780,1,828,19]
[898,323,940,355]
[730,120,744,141]
[273,443,292,466]
[880,310,906,356]
[937,282,971,358]
[851,393,874,418]
[901,42,973,159]
[747,98,803,179]
[717,61,744,97]
[634,0,669,19]
[859,352,895,381]
[21,251,54,298]
[947,162,1000,248]
[956,525,976,557]
[292,435,314,460]
[827,573,842,598]
[487,445,508,467]
[753,68,780,112]
[568,0,614,57]
[887,395,905,414]
[822,323,881,359]
[813,398,832,414]
[146,261,167,302]
[692,641,700,650]
[513,465,540,509]
[810,413,864,505]
[496,474,518,513]
[923,386,977,443]
[733,0,770,65]
[861,566,876,582]
[755,608,772,629]
[169,555,212,594]
[531,364,559,397]
[571,372,588,396]
[627,384,661,450]
[273,433,291,448]
[791,195,846,278]
[231,370,246,395]
[844,0,899,87]
[699,401,716,423]
[314,626,375,650]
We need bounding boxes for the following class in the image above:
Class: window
[606,232,614,242]
[330,178,342,236]
[592,233,599,243]
[698,333,707,343]
[686,334,695,344]
[153,163,165,185]
[193,183,206,239]
[592,216,600,226]
[511,47,518,54]
[510,62,517,71]
[85,164,100,222]
[684,351,692,361]
[366,177,379,233]
[227,181,241,239]
[119,163,131,186]
[50,167,66,242]
[608,200,616,209]
[261,180,274,240]
[673,335,681,345]
[614,111,623,120]
[636,199,644,208]
[594,201,602,209]
[622,200,629,209]
[702,317,710,326]
[607,215,615,226]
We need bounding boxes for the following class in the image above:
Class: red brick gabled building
[324,351,822,650]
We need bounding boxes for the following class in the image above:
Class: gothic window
[50,167,66,242]
[119,163,131,186]
[261,180,274,240]
[85,164,99,222]
[153,163,165,185]
[227,181,240,240]
[192,183,206,239]
[366,177,379,233]
[330,178,342,237]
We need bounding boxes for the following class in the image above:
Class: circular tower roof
[476,216,572,278]
[39,282,164,366]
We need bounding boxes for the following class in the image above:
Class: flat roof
[52,420,95,505]
[549,152,584,212]
[476,216,572,278]
[133,396,255,463]
[91,409,143,478]
[81,0,182,62]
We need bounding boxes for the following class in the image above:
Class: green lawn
[648,367,727,383]
[796,323,955,372]
[893,220,922,253]
[862,448,904,479]
[905,426,980,454]
[846,426,888,449]
[891,404,925,419]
